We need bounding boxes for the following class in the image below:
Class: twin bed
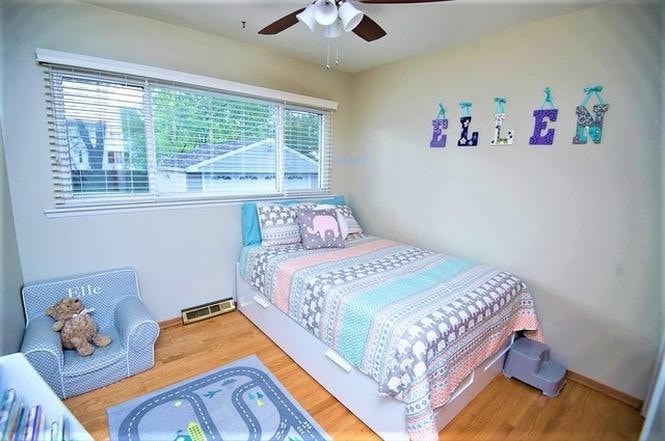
[236,202,542,441]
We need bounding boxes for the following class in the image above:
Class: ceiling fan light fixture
[321,20,343,38]
[313,0,339,26]
[338,1,364,32]
[296,4,318,32]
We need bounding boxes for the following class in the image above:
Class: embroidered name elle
[67,284,102,298]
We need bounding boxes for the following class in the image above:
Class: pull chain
[326,39,331,70]
[335,38,340,66]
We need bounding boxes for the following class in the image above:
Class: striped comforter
[243,235,542,441]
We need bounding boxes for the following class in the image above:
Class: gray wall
[0,126,23,356]
[348,4,661,399]
[3,0,353,322]
[654,5,665,426]
[661,0,665,345]
[0,0,25,355]
[644,5,663,436]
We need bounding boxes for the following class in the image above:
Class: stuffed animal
[46,297,112,356]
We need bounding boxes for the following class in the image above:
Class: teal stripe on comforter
[337,257,475,365]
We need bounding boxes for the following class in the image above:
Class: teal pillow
[242,196,345,246]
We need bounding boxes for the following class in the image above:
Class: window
[45,65,332,208]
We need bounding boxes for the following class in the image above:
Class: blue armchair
[20,268,160,399]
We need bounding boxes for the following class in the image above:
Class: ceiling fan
[258,0,455,43]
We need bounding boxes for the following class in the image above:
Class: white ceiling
[87,0,610,73]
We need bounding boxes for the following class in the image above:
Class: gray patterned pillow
[257,202,312,247]
[297,208,345,250]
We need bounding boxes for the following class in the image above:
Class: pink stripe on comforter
[272,239,397,312]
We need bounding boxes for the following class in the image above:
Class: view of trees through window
[151,87,276,157]
[58,74,325,198]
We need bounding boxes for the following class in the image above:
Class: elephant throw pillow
[297,208,345,250]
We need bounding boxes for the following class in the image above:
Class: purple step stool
[503,336,566,397]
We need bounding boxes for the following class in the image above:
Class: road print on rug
[107,355,329,441]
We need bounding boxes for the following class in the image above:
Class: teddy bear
[46,297,112,356]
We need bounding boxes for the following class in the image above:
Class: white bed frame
[236,265,514,441]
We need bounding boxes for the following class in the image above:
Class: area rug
[107,355,330,441]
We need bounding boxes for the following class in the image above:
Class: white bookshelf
[0,353,93,441]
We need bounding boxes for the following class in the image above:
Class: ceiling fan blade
[358,0,454,3]
[258,8,305,35]
[352,15,387,42]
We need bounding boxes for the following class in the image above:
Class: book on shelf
[34,408,46,441]
[0,389,17,435]
[61,417,69,441]
[22,405,44,441]
[17,407,29,441]
[0,389,71,441]
[3,398,23,441]
[19,405,35,441]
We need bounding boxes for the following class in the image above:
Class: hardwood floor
[65,312,644,441]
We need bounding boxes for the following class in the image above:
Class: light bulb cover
[338,2,364,32]
[314,0,339,26]
[321,21,342,39]
[296,4,317,32]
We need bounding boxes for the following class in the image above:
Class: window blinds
[43,64,333,208]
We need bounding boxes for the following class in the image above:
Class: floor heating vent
[181,298,236,325]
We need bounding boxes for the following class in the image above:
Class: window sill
[44,193,336,218]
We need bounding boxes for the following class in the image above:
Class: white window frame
[38,49,337,218]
